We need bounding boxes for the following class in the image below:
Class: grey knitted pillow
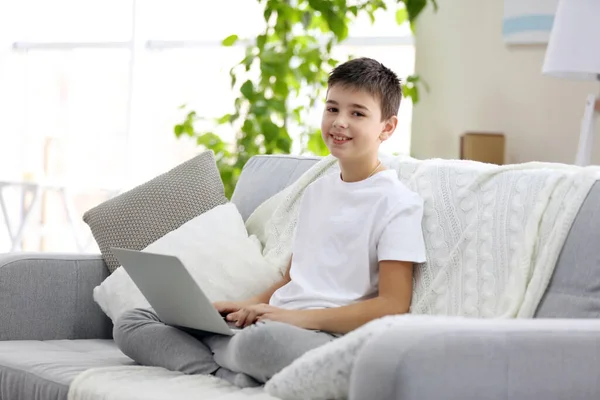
[83,150,228,273]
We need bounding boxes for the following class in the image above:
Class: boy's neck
[339,157,382,183]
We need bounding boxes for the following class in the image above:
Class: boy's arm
[300,260,413,334]
[244,256,292,305]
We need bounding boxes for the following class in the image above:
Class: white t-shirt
[269,169,427,310]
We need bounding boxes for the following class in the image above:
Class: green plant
[175,0,437,198]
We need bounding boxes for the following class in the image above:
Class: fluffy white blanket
[69,154,600,400]
[67,366,278,400]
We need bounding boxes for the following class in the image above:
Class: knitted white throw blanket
[247,154,599,318]
[69,155,600,400]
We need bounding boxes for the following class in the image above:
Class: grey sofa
[1,154,600,400]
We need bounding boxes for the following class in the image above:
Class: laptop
[111,247,241,336]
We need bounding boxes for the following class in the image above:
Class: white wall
[411,0,600,165]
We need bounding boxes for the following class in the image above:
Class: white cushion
[93,203,282,322]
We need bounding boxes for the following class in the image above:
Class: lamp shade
[543,0,600,80]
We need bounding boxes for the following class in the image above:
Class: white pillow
[93,203,283,322]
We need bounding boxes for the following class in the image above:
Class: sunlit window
[0,0,415,253]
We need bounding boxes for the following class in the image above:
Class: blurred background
[0,0,417,253]
[2,0,599,254]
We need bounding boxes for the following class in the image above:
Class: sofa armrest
[0,252,112,341]
[350,318,600,400]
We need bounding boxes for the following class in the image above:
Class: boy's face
[321,84,397,163]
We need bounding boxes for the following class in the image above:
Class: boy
[113,57,427,388]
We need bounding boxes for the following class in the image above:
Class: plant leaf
[240,80,255,100]
[256,34,267,50]
[183,122,195,136]
[396,8,408,25]
[222,34,239,47]
[174,124,184,137]
[216,113,233,124]
[264,7,273,21]
[405,0,427,23]
[261,120,280,141]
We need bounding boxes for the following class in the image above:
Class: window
[0,0,415,253]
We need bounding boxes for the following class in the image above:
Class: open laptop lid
[110,247,234,336]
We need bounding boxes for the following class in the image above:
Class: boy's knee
[113,308,157,345]
[229,322,292,375]
[232,322,271,355]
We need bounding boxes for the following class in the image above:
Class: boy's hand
[258,309,315,330]
[213,301,245,316]
[226,304,281,328]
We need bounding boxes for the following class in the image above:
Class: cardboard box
[460,132,505,165]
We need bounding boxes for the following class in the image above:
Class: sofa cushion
[536,181,600,318]
[83,150,228,273]
[231,155,320,222]
[0,339,132,400]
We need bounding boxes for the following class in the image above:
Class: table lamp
[542,0,600,166]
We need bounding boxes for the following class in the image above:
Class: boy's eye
[327,107,338,113]
[353,112,365,117]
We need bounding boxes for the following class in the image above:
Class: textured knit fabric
[83,150,227,273]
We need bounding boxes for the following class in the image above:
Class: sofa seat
[0,339,133,400]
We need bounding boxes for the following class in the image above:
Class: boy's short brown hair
[327,57,402,121]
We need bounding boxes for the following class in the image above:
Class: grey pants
[113,308,336,385]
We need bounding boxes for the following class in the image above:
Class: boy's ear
[379,116,398,141]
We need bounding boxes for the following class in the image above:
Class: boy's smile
[330,133,351,145]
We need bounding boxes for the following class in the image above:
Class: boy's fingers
[236,311,249,326]
[227,311,239,321]
[216,305,233,314]
[244,312,256,327]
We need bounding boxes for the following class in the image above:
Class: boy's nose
[333,118,348,128]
